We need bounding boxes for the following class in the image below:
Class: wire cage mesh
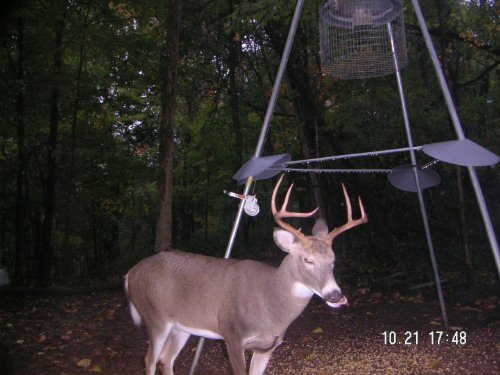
[320,0,408,79]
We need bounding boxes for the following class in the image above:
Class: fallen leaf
[484,303,496,311]
[459,306,482,312]
[90,365,102,373]
[312,327,324,334]
[77,358,92,368]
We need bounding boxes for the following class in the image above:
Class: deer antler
[272,174,319,242]
[325,183,368,245]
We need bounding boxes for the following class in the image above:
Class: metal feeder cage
[320,0,408,79]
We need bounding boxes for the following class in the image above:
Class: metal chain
[275,167,393,174]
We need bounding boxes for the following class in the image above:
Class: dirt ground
[0,284,499,375]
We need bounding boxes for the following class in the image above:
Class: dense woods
[0,0,498,289]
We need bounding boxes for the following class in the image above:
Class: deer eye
[304,257,314,265]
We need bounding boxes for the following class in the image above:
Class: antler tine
[282,182,294,213]
[271,174,284,216]
[272,174,318,240]
[326,183,368,245]
[343,184,353,222]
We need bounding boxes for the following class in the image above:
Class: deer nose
[325,290,343,304]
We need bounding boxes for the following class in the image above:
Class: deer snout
[324,290,348,308]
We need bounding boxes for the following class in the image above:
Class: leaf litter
[0,289,498,374]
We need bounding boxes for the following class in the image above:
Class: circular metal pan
[422,139,499,167]
[233,154,291,185]
[388,165,441,192]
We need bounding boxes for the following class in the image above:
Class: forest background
[0,0,498,290]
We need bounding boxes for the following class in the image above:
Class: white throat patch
[291,282,315,299]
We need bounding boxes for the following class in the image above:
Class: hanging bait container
[320,0,408,79]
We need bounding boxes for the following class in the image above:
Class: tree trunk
[455,166,474,285]
[155,0,182,252]
[38,16,64,286]
[435,0,474,285]
[204,153,210,244]
[60,7,88,283]
[14,16,26,284]
[228,30,242,173]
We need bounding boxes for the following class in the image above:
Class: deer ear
[273,228,299,254]
[312,218,328,240]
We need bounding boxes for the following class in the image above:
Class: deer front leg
[225,340,247,375]
[158,329,190,375]
[249,349,275,375]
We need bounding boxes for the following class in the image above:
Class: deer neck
[264,255,314,322]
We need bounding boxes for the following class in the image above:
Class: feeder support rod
[283,145,422,166]
[189,1,305,373]
[388,22,448,329]
[254,0,305,157]
[411,0,500,279]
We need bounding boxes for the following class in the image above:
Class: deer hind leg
[145,323,173,375]
[157,329,190,375]
[225,340,247,375]
[249,349,275,375]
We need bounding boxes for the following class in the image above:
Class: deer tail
[124,274,142,327]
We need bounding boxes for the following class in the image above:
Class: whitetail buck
[125,175,368,375]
